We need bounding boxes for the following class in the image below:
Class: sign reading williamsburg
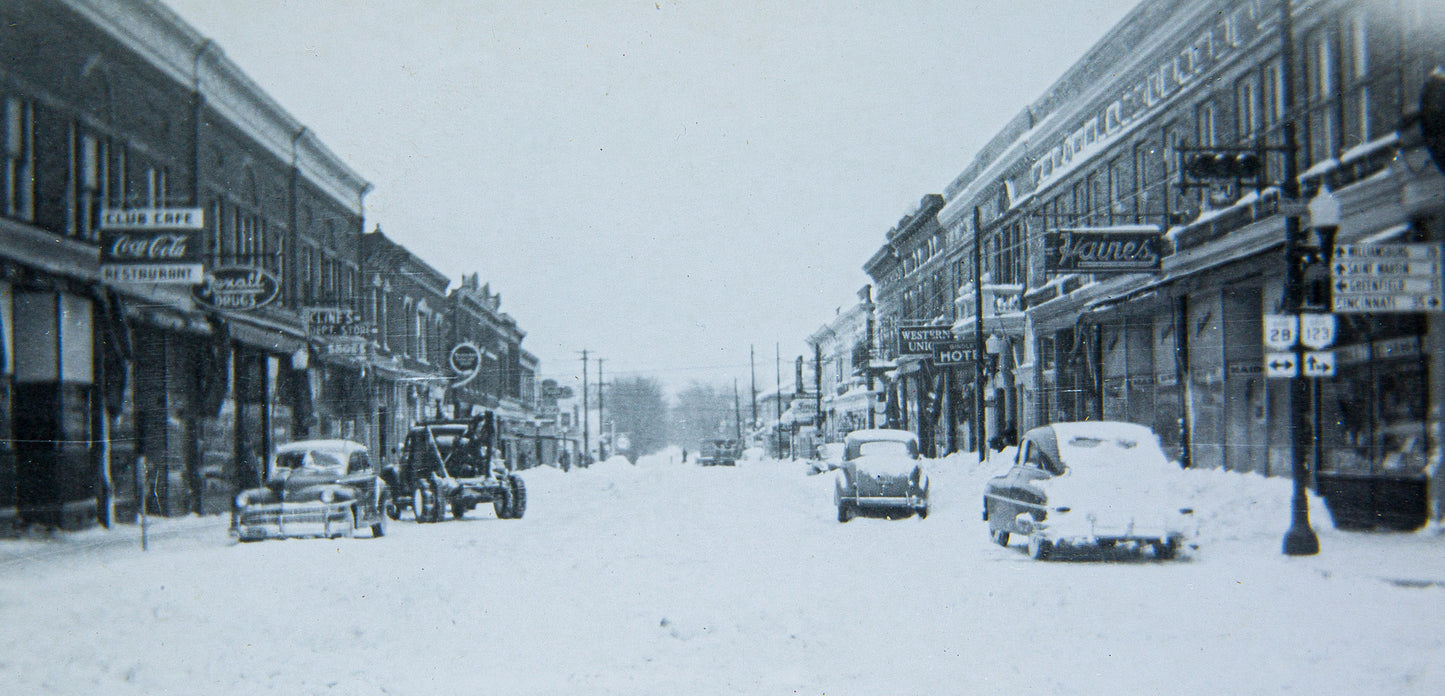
[1044,225,1162,275]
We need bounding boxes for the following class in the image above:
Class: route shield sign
[1299,314,1336,349]
[1263,314,1299,350]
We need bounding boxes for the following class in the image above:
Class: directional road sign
[1332,243,1443,313]
[1301,351,1336,378]
[1265,352,1298,378]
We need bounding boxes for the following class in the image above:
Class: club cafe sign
[99,207,205,284]
[191,266,280,311]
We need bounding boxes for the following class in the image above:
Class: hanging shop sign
[449,342,482,377]
[932,341,978,366]
[1044,226,1162,275]
[303,306,374,338]
[98,208,205,285]
[897,324,954,356]
[191,266,280,311]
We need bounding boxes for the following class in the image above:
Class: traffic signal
[1183,151,1263,180]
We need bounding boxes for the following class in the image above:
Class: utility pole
[973,206,987,464]
[775,343,783,459]
[1278,0,1319,556]
[580,350,589,464]
[813,341,823,435]
[733,378,742,443]
[750,344,757,429]
[597,357,606,461]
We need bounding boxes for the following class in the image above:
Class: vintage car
[232,439,392,541]
[834,429,930,522]
[807,442,846,475]
[982,421,1196,560]
[697,438,741,466]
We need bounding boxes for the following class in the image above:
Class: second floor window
[4,97,34,221]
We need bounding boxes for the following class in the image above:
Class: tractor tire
[507,476,527,519]
[493,485,514,519]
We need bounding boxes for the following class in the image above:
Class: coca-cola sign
[100,229,201,263]
[1044,226,1163,275]
[192,266,280,311]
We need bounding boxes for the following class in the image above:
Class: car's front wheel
[493,485,514,519]
[371,492,391,537]
[1152,538,1179,560]
[991,528,1010,547]
[1028,535,1053,560]
[837,502,854,523]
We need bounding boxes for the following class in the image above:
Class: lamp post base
[1283,522,1320,556]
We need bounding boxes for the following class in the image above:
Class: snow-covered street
[3,450,1443,695]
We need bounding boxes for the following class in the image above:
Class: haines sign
[1044,226,1162,275]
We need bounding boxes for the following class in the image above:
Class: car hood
[849,454,922,478]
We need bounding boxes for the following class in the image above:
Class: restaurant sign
[191,266,280,311]
[1044,226,1162,275]
[98,207,205,284]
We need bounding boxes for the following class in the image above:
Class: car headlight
[320,489,335,503]
[234,493,250,509]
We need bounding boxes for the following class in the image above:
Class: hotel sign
[99,207,205,284]
[1045,226,1162,275]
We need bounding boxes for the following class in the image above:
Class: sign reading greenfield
[1331,243,1443,313]
[1044,226,1162,275]
[897,324,954,356]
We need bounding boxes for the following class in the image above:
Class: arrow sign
[1331,243,1445,314]
[1302,351,1336,378]
[1265,351,1298,378]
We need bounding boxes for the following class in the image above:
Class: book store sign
[1044,226,1162,275]
[191,266,280,311]
[99,207,204,285]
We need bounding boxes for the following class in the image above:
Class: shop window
[4,97,35,221]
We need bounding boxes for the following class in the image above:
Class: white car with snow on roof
[982,421,1196,560]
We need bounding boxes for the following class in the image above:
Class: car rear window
[275,450,346,473]
[857,441,911,458]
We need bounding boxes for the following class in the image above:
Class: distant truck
[697,438,740,466]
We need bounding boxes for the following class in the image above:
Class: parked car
[982,421,1196,560]
[807,442,845,475]
[834,429,930,522]
[231,439,392,541]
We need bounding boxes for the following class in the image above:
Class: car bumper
[231,501,354,540]
[837,493,929,512]
[1024,513,1192,546]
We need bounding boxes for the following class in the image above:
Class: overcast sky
[162,0,1141,396]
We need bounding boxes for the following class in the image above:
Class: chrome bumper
[232,501,354,539]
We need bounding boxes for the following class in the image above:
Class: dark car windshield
[274,449,346,474]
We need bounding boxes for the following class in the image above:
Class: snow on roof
[274,439,368,455]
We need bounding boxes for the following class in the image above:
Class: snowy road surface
[2,450,1443,695]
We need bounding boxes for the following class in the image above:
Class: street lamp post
[1278,0,1320,556]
